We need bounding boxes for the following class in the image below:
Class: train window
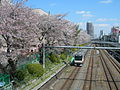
[74,55,82,60]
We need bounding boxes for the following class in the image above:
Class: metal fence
[17,53,40,70]
[0,73,13,90]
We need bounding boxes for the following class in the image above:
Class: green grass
[21,63,65,90]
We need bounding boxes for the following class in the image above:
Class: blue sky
[25,0,120,37]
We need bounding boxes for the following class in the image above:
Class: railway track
[82,49,94,90]
[37,44,120,90]
[103,50,120,74]
[100,50,119,90]
[60,49,89,90]
[39,49,89,90]
[60,67,80,90]
[82,44,120,90]
[107,50,120,63]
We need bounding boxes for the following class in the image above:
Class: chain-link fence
[0,73,13,90]
[17,53,40,70]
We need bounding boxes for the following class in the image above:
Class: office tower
[86,22,94,38]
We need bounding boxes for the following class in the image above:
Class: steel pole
[43,45,45,68]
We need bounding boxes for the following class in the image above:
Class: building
[32,8,48,16]
[86,22,94,38]
[110,26,120,42]
[99,30,104,39]
[111,26,120,35]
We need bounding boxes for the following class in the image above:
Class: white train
[70,50,86,66]
[74,53,84,66]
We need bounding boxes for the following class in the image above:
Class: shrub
[69,56,73,60]
[62,49,70,55]
[27,63,45,77]
[71,48,78,52]
[45,60,53,70]
[48,53,60,63]
[79,43,89,46]
[60,53,66,60]
[15,69,27,81]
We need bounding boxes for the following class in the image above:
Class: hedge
[27,63,45,77]
[48,53,60,63]
[60,53,66,60]
[15,69,28,81]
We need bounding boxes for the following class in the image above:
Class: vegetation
[48,53,60,63]
[15,69,28,81]
[27,63,45,77]
[0,0,90,76]
[71,48,78,52]
[79,42,90,46]
[0,0,91,89]
[60,53,67,60]
[14,63,45,82]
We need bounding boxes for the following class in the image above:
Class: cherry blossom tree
[0,0,39,75]
[35,14,78,46]
[0,0,91,75]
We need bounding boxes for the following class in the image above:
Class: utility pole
[43,43,45,68]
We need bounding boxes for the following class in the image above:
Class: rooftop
[32,8,48,16]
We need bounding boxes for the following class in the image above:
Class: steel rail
[107,50,120,61]
[103,50,120,74]
[60,48,87,90]
[99,52,111,90]
[82,50,94,90]
[100,50,119,90]
[60,67,80,90]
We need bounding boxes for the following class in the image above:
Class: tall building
[99,30,103,39]
[86,22,94,38]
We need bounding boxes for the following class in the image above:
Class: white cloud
[77,22,85,26]
[82,14,94,17]
[94,24,111,36]
[50,3,57,6]
[99,0,112,4]
[112,23,120,26]
[95,24,110,27]
[76,22,86,30]
[76,10,94,18]
[96,18,120,22]
[76,11,90,14]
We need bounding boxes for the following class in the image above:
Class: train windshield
[74,55,82,60]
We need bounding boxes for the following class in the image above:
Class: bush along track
[14,53,70,90]
[15,63,66,90]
